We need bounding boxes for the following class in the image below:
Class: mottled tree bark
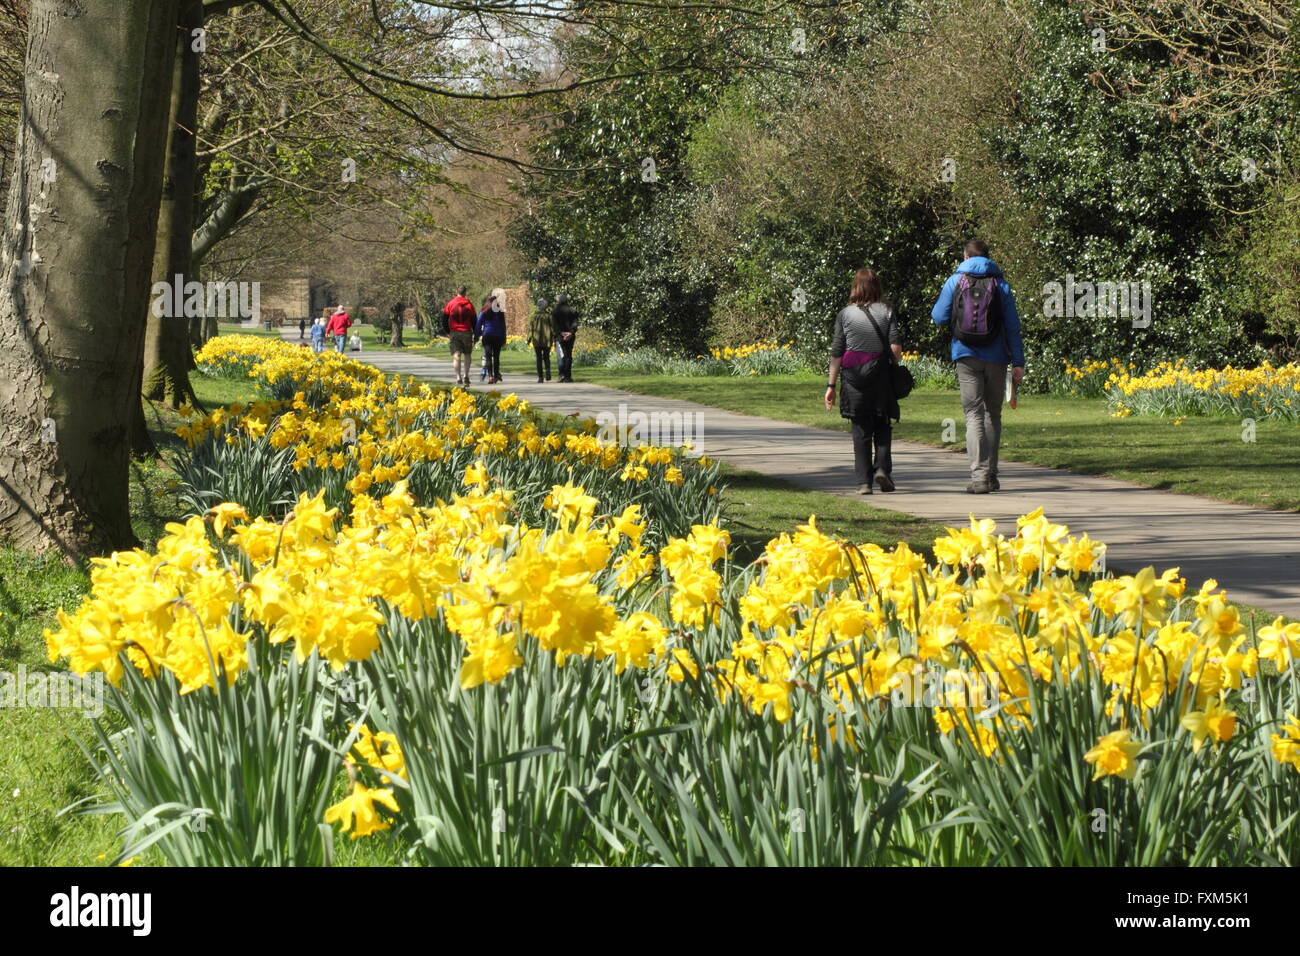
[0,0,180,557]
[411,290,427,333]
[128,347,157,457]
[389,304,405,347]
[142,0,203,409]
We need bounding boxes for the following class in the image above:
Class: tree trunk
[142,0,203,409]
[129,349,157,458]
[389,307,404,347]
[191,175,259,265]
[0,0,180,558]
[411,289,426,332]
[188,182,258,351]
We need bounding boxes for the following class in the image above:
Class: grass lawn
[355,323,402,350]
[342,323,434,352]
[215,320,284,339]
[484,353,1300,513]
[719,469,944,564]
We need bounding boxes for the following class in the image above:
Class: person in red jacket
[325,306,352,353]
[442,286,477,385]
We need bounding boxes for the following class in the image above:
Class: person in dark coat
[475,294,507,384]
[551,294,580,382]
[824,268,902,494]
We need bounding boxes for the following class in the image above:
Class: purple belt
[839,349,882,368]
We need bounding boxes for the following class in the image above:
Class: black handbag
[863,306,914,400]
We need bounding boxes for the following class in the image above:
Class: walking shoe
[857,483,873,495]
[966,481,991,494]
[537,377,545,383]
[988,476,1000,491]
[875,470,895,493]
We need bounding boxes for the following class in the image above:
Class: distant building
[259,275,334,324]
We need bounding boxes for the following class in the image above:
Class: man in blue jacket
[931,239,1025,494]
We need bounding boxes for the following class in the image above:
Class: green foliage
[926,647,1259,866]
[173,434,298,522]
[728,346,804,377]
[902,354,958,391]
[513,3,911,356]
[1237,135,1300,359]
[511,13,727,352]
[84,640,343,867]
[682,72,955,367]
[989,0,1288,370]
[512,0,1295,374]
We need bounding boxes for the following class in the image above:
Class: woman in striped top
[824,268,903,494]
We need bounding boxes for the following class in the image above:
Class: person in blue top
[931,239,1025,494]
[474,294,507,385]
[309,316,326,353]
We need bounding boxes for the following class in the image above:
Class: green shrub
[902,354,957,391]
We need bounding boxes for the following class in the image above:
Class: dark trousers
[534,345,551,380]
[482,334,504,379]
[556,333,575,379]
[851,412,892,483]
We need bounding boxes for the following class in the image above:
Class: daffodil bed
[181,336,720,545]
[44,338,1300,866]
[1064,358,1300,421]
[581,338,1300,423]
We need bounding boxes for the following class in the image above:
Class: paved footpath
[302,334,1300,616]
